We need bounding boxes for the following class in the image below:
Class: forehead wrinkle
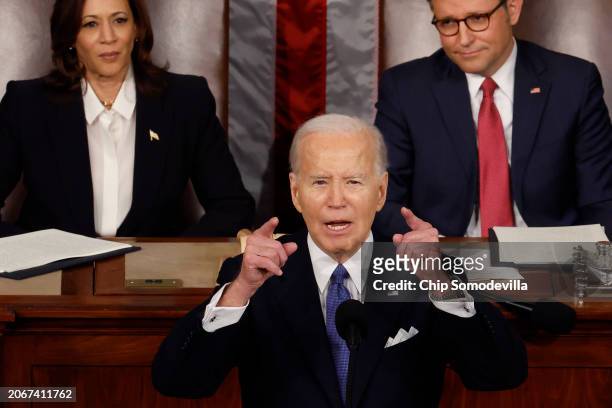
[296,131,377,175]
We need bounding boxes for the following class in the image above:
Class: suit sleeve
[574,63,612,238]
[152,255,246,398]
[433,302,527,390]
[183,78,255,236]
[0,82,27,237]
[373,70,414,240]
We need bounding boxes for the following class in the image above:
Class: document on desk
[0,229,138,279]
[491,224,608,264]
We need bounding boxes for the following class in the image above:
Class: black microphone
[476,291,576,334]
[336,299,367,408]
[336,299,368,349]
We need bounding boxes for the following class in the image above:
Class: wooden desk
[0,239,610,407]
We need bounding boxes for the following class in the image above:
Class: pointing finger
[401,207,432,231]
[254,217,279,238]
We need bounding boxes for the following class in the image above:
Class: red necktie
[477,78,514,237]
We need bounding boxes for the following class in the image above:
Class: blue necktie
[326,264,351,405]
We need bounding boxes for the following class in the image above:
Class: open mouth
[325,221,352,232]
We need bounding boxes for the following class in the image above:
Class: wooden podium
[0,239,611,407]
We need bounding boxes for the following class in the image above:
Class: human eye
[114,17,128,24]
[312,179,327,186]
[347,179,363,186]
[82,20,97,28]
[438,18,456,28]
[468,14,488,24]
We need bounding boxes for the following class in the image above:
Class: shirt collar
[307,231,373,296]
[465,38,517,103]
[82,65,136,125]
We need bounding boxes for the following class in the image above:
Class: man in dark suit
[152,114,526,407]
[374,0,612,239]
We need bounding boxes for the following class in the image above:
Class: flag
[228,0,380,228]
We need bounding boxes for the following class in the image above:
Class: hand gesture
[392,207,442,281]
[392,207,439,247]
[219,217,297,306]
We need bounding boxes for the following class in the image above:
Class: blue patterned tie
[326,264,351,405]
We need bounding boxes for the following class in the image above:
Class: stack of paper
[492,224,608,264]
[0,229,136,278]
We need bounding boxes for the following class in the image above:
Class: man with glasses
[374,0,612,240]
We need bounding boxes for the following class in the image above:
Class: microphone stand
[336,299,367,407]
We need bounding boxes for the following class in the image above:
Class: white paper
[454,248,525,281]
[492,225,607,242]
[492,225,608,264]
[0,229,132,273]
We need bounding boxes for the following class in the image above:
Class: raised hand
[392,207,442,282]
[393,207,439,247]
[219,217,297,306]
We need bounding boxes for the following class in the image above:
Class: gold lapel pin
[530,87,542,94]
[149,129,160,141]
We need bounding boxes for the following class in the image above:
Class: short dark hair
[45,0,167,96]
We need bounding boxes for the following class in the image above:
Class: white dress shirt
[464,39,527,237]
[83,67,136,237]
[202,232,475,333]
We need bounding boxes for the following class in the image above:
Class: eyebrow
[82,11,128,20]
[308,174,367,179]
[435,7,491,21]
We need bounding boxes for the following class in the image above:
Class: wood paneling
[440,368,612,408]
[31,367,240,408]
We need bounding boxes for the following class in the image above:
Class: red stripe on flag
[274,0,327,230]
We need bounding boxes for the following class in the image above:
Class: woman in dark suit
[0,0,254,237]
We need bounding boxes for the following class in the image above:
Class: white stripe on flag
[326,0,379,121]
[228,0,277,212]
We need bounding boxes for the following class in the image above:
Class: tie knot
[481,77,498,98]
[331,264,349,284]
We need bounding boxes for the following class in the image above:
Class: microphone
[476,291,576,334]
[336,299,368,349]
[336,300,368,408]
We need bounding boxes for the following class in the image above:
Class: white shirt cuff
[202,282,249,332]
[430,292,476,318]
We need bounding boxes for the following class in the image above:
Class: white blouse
[82,67,136,236]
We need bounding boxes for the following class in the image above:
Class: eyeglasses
[431,0,507,37]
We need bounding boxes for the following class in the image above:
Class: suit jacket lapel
[352,301,401,406]
[273,231,343,408]
[351,249,403,406]
[512,41,550,213]
[118,91,168,234]
[432,59,478,180]
[49,92,95,235]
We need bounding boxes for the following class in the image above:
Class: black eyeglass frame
[431,0,507,37]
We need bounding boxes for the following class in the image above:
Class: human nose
[457,21,474,47]
[327,181,346,208]
[99,21,117,44]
